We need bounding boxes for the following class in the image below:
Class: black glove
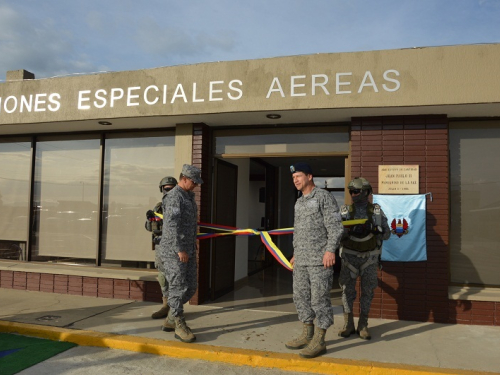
[351,224,365,236]
[351,223,382,236]
[146,210,155,220]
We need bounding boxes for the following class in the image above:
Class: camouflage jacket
[293,186,344,266]
[158,185,198,259]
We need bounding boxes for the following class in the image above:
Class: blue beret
[290,162,313,175]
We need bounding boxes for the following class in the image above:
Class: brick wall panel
[352,115,456,324]
[1,270,14,288]
[404,124,426,129]
[98,278,114,297]
[13,271,27,290]
[40,274,54,292]
[130,280,145,291]
[113,279,130,299]
[358,150,382,157]
[82,277,98,296]
[404,157,427,164]
[381,128,404,134]
[362,135,384,142]
[26,273,41,291]
[68,288,83,296]
[129,291,145,301]
[190,123,212,305]
[0,271,164,302]
[472,308,495,317]
[471,301,495,312]
[54,275,69,294]
[68,275,83,295]
[380,144,404,151]
[113,279,130,289]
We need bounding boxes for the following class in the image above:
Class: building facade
[1,43,499,325]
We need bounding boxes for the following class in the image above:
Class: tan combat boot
[161,309,175,332]
[357,313,371,340]
[285,323,314,350]
[299,328,327,358]
[174,315,196,343]
[151,297,169,319]
[338,312,356,338]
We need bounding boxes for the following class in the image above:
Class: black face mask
[352,190,368,204]
[162,186,173,194]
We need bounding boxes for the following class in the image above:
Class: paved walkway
[1,288,499,375]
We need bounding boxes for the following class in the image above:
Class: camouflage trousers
[155,251,169,298]
[293,264,334,330]
[158,255,197,317]
[338,252,378,315]
[157,271,168,297]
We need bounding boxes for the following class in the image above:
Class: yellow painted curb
[0,320,493,375]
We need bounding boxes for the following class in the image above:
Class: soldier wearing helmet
[338,177,390,340]
[145,176,178,320]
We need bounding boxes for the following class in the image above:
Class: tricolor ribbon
[198,222,294,270]
[154,211,366,271]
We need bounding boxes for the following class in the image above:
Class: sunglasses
[163,186,174,192]
[349,189,362,195]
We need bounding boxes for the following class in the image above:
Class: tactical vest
[151,201,163,235]
[341,203,382,252]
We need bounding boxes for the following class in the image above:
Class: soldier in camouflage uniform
[286,162,344,359]
[145,176,177,319]
[157,164,203,343]
[338,177,390,340]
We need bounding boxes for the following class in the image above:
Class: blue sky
[1,0,499,80]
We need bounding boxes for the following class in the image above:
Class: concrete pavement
[13,345,318,375]
[1,288,499,375]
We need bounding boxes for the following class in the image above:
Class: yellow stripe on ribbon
[260,230,293,270]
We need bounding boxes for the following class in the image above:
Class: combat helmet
[347,177,372,195]
[159,176,178,192]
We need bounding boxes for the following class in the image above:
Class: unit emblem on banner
[390,218,409,237]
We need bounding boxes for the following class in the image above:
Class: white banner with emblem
[373,194,427,261]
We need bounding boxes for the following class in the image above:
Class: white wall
[225,158,250,282]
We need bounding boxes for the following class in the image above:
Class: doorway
[208,155,346,312]
[247,159,278,276]
[210,159,238,300]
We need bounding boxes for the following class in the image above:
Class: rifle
[146,209,162,250]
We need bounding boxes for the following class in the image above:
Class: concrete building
[1,43,499,326]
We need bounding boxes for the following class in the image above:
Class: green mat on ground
[0,332,77,375]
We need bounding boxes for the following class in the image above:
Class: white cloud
[1,0,499,79]
[134,16,235,61]
[0,2,105,79]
